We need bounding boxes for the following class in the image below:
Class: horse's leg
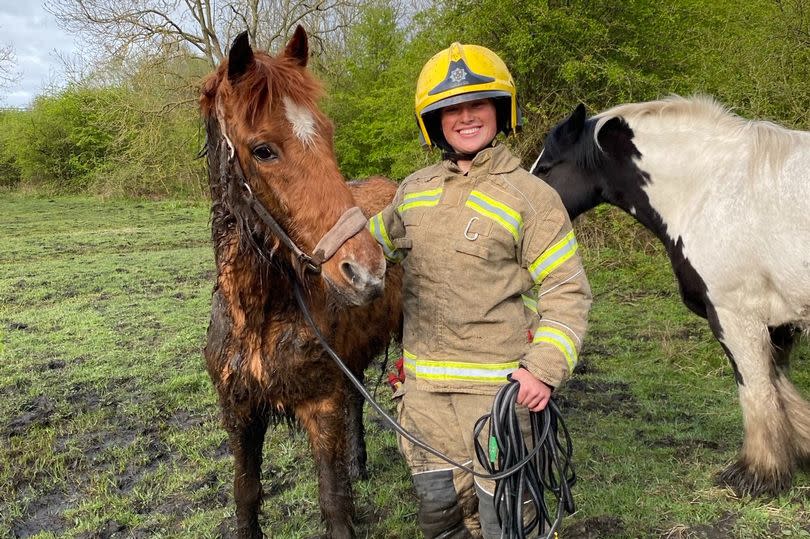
[297,391,355,539]
[227,412,269,538]
[769,325,810,469]
[710,308,795,496]
[345,371,368,481]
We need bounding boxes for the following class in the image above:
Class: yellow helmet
[415,42,521,151]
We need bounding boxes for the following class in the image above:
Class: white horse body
[537,96,810,496]
[617,104,810,327]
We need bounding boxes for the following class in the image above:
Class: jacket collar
[442,142,521,176]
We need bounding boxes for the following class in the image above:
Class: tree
[45,0,363,68]
[0,40,18,91]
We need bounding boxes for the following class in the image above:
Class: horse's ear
[228,31,254,82]
[596,117,637,158]
[284,25,309,67]
[559,103,587,145]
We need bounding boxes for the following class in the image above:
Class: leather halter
[220,138,368,275]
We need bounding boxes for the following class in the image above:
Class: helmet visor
[421,90,513,116]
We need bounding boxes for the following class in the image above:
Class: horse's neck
[620,125,723,242]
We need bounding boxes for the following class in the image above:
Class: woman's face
[440,98,498,155]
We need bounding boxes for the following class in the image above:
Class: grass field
[1,194,809,538]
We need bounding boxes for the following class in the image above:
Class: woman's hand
[510,368,553,412]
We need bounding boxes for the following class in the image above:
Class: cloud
[0,2,80,108]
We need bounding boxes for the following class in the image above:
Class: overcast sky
[0,1,80,108]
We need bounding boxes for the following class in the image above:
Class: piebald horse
[532,96,810,497]
[200,28,402,538]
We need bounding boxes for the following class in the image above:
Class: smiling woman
[366,41,592,538]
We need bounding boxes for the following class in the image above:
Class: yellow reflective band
[368,213,401,262]
[402,349,519,383]
[521,293,538,314]
[465,190,522,241]
[529,230,578,283]
[397,188,443,214]
[532,326,577,372]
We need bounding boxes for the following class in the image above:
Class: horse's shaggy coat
[200,28,402,538]
[533,96,810,497]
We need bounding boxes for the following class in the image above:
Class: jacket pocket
[454,240,490,260]
[453,216,493,260]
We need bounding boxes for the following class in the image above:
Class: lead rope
[291,281,576,537]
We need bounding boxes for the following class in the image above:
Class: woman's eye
[252,145,278,162]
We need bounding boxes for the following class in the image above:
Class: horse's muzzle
[339,259,385,304]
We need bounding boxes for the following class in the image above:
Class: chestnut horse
[532,96,810,498]
[200,27,402,538]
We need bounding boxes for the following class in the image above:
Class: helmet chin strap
[442,150,478,162]
[442,138,497,163]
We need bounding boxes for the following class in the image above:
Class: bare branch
[0,42,19,90]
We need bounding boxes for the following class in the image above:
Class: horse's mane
[595,95,802,169]
[200,49,324,127]
[200,50,326,285]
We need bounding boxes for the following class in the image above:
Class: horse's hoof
[715,459,793,498]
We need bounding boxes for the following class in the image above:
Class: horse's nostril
[341,261,358,284]
[340,260,383,300]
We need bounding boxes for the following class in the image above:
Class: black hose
[474,381,576,538]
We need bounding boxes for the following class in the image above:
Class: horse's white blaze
[610,97,810,326]
[284,96,317,146]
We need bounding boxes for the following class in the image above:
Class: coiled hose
[474,380,576,538]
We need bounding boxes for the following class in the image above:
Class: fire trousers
[397,383,533,539]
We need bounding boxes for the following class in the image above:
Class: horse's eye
[252,144,278,162]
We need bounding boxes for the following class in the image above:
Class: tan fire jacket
[370,143,591,394]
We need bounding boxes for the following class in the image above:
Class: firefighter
[368,42,592,538]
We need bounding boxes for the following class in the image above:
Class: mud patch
[6,321,30,331]
[573,357,600,375]
[117,438,172,493]
[187,470,230,511]
[74,519,128,539]
[167,409,205,429]
[563,515,625,538]
[10,491,70,539]
[6,395,54,436]
[556,379,639,418]
[665,511,737,538]
[208,438,230,460]
[645,434,722,461]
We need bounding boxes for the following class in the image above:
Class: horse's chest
[257,322,337,399]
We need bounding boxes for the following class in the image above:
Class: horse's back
[679,138,810,324]
[349,176,398,217]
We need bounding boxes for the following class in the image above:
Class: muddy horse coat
[200,28,402,538]
[532,96,810,497]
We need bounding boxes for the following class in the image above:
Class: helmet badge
[450,67,467,84]
[428,59,495,96]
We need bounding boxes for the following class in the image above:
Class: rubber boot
[413,470,474,539]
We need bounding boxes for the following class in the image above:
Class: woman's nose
[459,106,474,122]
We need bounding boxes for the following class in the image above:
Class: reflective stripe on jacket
[370,143,591,393]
